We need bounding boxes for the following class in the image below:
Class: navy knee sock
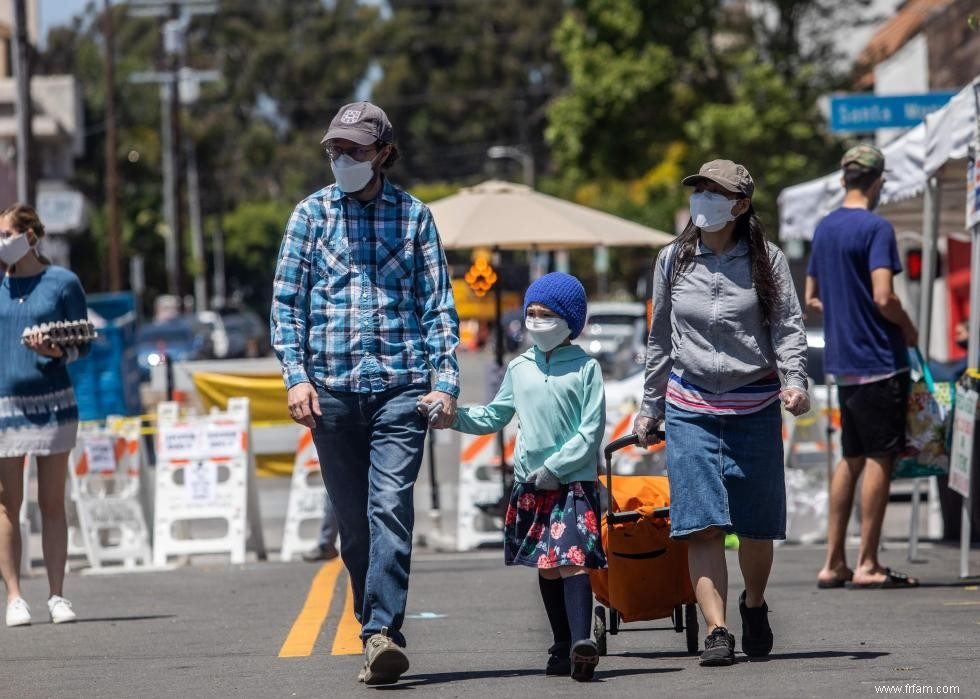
[538,574,570,647]
[562,573,593,644]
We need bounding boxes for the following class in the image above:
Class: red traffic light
[906,248,922,282]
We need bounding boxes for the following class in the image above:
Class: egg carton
[21,320,98,347]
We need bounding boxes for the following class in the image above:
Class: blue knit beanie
[523,272,588,340]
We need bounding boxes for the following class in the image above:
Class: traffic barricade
[280,430,326,562]
[153,398,266,565]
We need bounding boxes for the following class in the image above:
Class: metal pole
[103,0,123,291]
[493,247,506,492]
[212,224,226,307]
[919,177,940,359]
[11,0,34,204]
[186,139,207,311]
[161,9,185,298]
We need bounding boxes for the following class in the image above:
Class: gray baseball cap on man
[321,101,393,146]
[682,159,755,198]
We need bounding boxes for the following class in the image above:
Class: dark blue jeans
[310,381,428,647]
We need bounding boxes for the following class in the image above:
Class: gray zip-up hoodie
[639,238,808,421]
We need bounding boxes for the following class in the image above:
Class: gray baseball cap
[321,101,393,146]
[682,159,755,198]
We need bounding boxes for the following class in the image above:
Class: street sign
[949,386,977,498]
[36,187,86,233]
[829,92,956,133]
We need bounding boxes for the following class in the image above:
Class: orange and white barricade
[153,398,266,566]
[280,430,326,561]
[455,424,516,551]
[67,417,152,570]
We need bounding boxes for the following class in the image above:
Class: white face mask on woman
[330,154,376,194]
[689,191,737,232]
[0,233,32,266]
[525,316,570,352]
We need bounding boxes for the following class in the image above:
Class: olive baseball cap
[841,143,885,173]
[321,101,393,146]
[682,159,755,198]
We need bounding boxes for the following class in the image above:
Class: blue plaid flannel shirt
[271,179,460,397]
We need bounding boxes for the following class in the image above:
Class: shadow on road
[618,650,888,662]
[377,666,683,689]
[76,614,178,624]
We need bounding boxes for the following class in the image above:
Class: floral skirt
[504,481,607,570]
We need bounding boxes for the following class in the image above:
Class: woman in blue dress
[0,203,91,627]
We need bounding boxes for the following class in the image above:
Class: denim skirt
[664,401,786,540]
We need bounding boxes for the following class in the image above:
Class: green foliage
[547,0,857,234]
[372,0,565,183]
[219,200,294,307]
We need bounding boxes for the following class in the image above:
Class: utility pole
[103,0,123,291]
[129,0,217,301]
[11,0,34,204]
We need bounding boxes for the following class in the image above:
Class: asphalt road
[2,543,979,698]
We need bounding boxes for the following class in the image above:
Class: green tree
[547,0,865,232]
[371,0,565,184]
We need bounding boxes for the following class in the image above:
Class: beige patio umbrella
[429,180,674,250]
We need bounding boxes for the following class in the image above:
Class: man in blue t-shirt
[805,144,920,590]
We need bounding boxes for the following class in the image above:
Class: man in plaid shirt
[271,102,459,685]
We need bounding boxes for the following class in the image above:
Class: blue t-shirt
[807,207,908,376]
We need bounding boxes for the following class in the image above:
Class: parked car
[136,317,212,382]
[575,301,648,376]
[198,307,271,359]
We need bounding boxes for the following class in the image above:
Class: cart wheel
[685,603,699,654]
[593,605,607,656]
[672,604,684,632]
[609,607,620,635]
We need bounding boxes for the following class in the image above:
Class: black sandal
[845,568,920,589]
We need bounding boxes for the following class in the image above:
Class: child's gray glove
[527,466,560,491]
[416,398,444,426]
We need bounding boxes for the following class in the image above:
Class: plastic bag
[893,349,955,480]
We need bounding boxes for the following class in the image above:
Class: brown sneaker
[363,627,409,686]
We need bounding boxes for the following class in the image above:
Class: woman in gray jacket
[634,160,809,666]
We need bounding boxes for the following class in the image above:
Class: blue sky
[39,0,90,38]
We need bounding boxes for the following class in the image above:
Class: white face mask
[690,191,737,232]
[330,154,376,194]
[525,316,570,352]
[0,233,31,266]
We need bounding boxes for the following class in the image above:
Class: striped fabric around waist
[665,371,781,416]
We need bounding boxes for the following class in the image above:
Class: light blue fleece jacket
[453,344,605,484]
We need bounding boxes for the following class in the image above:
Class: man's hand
[287,382,321,429]
[633,415,662,448]
[24,330,63,358]
[420,390,457,429]
[780,388,810,417]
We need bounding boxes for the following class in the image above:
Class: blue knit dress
[0,266,90,457]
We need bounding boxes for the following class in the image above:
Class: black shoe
[700,626,735,666]
[570,639,599,681]
[545,642,571,676]
[739,590,773,657]
[301,545,339,563]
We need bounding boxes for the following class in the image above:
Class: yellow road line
[331,578,363,655]
[278,558,343,658]
[941,601,980,606]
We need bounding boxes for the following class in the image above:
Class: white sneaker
[47,596,77,624]
[5,597,31,627]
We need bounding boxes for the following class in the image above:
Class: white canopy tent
[777,77,980,577]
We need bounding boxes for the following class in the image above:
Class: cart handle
[604,430,664,459]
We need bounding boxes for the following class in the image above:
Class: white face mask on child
[525,316,570,352]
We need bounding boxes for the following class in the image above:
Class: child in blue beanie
[440,272,606,681]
